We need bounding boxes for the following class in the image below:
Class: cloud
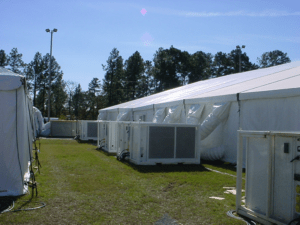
[185,10,300,17]
[145,6,300,18]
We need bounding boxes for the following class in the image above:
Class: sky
[1,0,299,91]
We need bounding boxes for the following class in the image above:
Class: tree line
[0,47,291,120]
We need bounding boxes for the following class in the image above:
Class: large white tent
[0,67,34,196]
[98,61,300,164]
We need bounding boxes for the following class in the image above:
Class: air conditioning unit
[117,122,131,156]
[118,122,200,165]
[97,121,119,154]
[50,120,77,137]
[78,120,98,141]
[236,130,300,225]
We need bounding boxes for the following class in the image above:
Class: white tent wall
[219,102,239,163]
[107,109,119,121]
[117,108,133,121]
[153,100,185,124]
[132,105,154,122]
[97,110,107,120]
[240,95,300,132]
[0,75,32,196]
[161,100,186,124]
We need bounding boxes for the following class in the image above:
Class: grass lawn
[0,139,246,225]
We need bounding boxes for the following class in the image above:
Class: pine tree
[188,51,212,83]
[0,50,8,67]
[72,84,86,120]
[212,52,232,77]
[65,81,78,119]
[228,49,258,73]
[25,52,44,105]
[102,48,125,106]
[7,48,25,74]
[87,78,101,119]
[257,50,291,68]
[124,51,145,100]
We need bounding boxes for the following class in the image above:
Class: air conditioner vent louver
[149,127,175,159]
[87,122,97,138]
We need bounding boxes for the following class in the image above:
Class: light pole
[236,45,245,72]
[45,28,58,122]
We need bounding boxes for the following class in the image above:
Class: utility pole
[236,45,245,72]
[45,28,58,122]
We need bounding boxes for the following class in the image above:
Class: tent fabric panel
[240,96,300,132]
[107,111,119,121]
[0,90,21,195]
[221,102,240,164]
[17,87,31,181]
[133,109,154,122]
[0,87,29,196]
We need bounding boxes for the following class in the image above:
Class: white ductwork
[200,102,231,140]
[152,107,166,123]
[186,104,205,125]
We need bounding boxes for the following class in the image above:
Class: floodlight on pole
[236,45,245,72]
[45,28,58,122]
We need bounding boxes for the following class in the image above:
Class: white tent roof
[100,61,300,111]
[0,67,24,91]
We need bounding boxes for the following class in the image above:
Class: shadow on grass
[0,195,32,213]
[93,147,240,174]
[123,161,210,173]
[95,148,117,156]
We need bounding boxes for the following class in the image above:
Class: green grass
[0,139,246,225]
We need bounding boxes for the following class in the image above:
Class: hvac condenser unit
[50,120,77,137]
[97,121,119,154]
[117,122,131,155]
[236,130,300,225]
[119,122,200,165]
[78,120,98,141]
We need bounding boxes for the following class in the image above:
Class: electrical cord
[117,149,130,161]
[98,139,105,149]
[227,210,256,225]
[0,199,46,214]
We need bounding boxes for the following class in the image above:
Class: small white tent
[0,67,34,196]
[98,61,300,164]
[33,106,51,137]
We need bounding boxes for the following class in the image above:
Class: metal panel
[87,122,97,138]
[245,137,269,215]
[51,121,76,137]
[176,127,195,158]
[149,126,175,159]
[272,136,294,223]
